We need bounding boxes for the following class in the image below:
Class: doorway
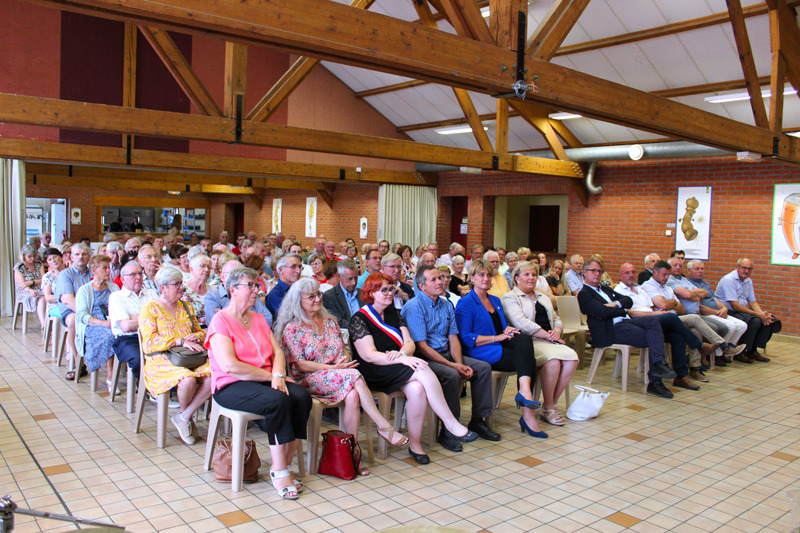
[528,205,560,253]
[450,197,468,245]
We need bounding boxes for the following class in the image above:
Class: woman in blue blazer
[455,260,547,438]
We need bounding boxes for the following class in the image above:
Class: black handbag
[164,301,208,369]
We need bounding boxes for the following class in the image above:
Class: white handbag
[565,385,609,421]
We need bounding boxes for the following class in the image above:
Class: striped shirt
[401,291,458,353]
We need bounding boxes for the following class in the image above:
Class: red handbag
[317,430,362,480]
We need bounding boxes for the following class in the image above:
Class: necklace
[227,309,249,325]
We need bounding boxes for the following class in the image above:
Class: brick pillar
[467,195,495,248]
[436,195,452,250]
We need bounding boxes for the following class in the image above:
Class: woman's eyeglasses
[305,292,323,302]
[379,286,398,295]
[234,282,261,291]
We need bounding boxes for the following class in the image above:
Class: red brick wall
[438,157,800,337]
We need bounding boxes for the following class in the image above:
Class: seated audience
[307,253,327,284]
[183,254,211,327]
[214,231,234,252]
[105,241,124,281]
[403,265,495,449]
[267,253,303,319]
[75,255,120,387]
[517,247,532,262]
[411,244,424,267]
[356,249,383,289]
[56,243,92,379]
[208,249,224,286]
[138,245,161,292]
[591,254,613,287]
[465,244,483,270]
[398,245,415,284]
[496,248,508,275]
[503,252,519,289]
[438,242,462,267]
[716,258,782,363]
[642,261,723,382]
[205,266,311,499]
[450,255,471,296]
[58,243,72,268]
[276,278,409,476]
[537,252,549,275]
[14,244,46,331]
[206,259,273,326]
[319,260,339,293]
[530,262,556,307]
[349,273,474,464]
[545,259,565,296]
[109,260,156,382]
[615,262,715,390]
[638,253,660,285]
[684,259,747,363]
[140,267,212,445]
[565,255,585,295]
[483,251,510,298]
[577,259,678,399]
[503,261,578,425]
[437,266,461,306]
[345,244,361,274]
[41,248,65,319]
[322,259,363,330]
[381,253,414,310]
[455,260,547,438]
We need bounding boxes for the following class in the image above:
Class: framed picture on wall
[771,183,800,266]
[675,186,712,260]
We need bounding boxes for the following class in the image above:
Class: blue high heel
[519,417,548,439]
[515,392,541,410]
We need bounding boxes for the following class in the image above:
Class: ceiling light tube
[435,125,489,135]
[704,87,798,104]
[480,6,490,18]
[548,112,582,120]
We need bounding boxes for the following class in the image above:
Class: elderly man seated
[638,253,660,285]
[137,245,161,292]
[642,261,724,382]
[578,259,678,398]
[565,254,585,295]
[55,243,92,378]
[402,265,498,449]
[108,261,158,380]
[616,263,715,390]
[206,259,273,326]
[683,259,747,364]
[483,250,510,298]
[716,258,781,363]
[266,253,302,319]
[321,259,363,330]
[438,242,463,267]
[356,249,383,289]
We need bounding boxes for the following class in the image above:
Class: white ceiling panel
[322,62,412,92]
[635,35,706,88]
[585,120,642,143]
[560,50,627,85]
[743,15,773,77]
[652,0,713,23]
[574,0,629,41]
[362,93,428,127]
[600,44,665,92]
[677,25,742,82]
[559,119,608,145]
[609,0,667,33]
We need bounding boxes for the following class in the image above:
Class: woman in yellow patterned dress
[140,267,211,445]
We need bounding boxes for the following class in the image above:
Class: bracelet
[491,335,495,344]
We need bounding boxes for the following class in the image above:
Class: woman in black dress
[349,273,472,464]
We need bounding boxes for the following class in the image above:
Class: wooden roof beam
[765,0,800,96]
[726,0,769,128]
[528,0,590,60]
[138,26,223,117]
[224,42,247,118]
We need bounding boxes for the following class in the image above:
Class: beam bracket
[493,13,534,100]
[185,184,190,192]
[492,155,499,170]
[339,169,346,180]
[234,94,243,144]
[126,135,132,165]
[247,177,252,187]
[773,136,780,157]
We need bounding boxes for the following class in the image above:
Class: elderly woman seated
[205,267,311,500]
[182,254,211,326]
[455,260,548,439]
[275,278,408,476]
[75,255,120,386]
[140,267,212,445]
[349,273,473,465]
[14,244,46,331]
[449,255,470,297]
[503,252,519,289]
[41,248,66,320]
[502,261,578,426]
[482,250,510,298]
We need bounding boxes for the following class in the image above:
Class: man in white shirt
[437,242,463,267]
[108,261,157,384]
[642,261,724,381]
[214,231,235,251]
[616,262,713,390]
[565,254,585,295]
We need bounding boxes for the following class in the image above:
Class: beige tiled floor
[1,317,799,532]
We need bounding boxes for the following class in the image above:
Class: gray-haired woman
[14,244,46,331]
[275,278,408,477]
[183,254,211,326]
[139,267,211,445]
[205,267,311,500]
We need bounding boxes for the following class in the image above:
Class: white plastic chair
[586,344,649,392]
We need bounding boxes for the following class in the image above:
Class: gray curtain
[0,159,26,316]
[377,184,437,249]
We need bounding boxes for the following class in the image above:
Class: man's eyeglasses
[122,272,144,277]
[379,286,398,295]
[739,266,753,272]
[585,268,604,274]
[384,264,401,270]
[305,292,323,302]
[234,282,261,291]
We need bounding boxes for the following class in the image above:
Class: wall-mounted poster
[359,217,368,239]
[272,198,282,234]
[675,186,712,260]
[305,197,317,238]
[771,183,800,266]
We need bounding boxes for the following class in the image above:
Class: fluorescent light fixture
[704,87,798,104]
[435,125,488,135]
[788,132,800,138]
[480,6,490,17]
[167,190,182,195]
[736,151,761,162]
[548,112,582,120]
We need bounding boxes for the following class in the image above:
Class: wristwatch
[176,338,183,347]
[273,372,285,379]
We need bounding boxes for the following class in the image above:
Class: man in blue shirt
[356,249,383,289]
[266,253,302,319]
[205,260,273,327]
[565,254,585,295]
[402,265,496,450]
[55,243,92,380]
[716,258,781,362]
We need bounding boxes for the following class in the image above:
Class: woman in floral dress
[275,278,408,476]
[13,244,46,330]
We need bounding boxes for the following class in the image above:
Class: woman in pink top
[206,267,311,500]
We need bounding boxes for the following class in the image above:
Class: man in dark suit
[637,253,659,285]
[321,258,363,330]
[578,259,677,398]
[381,253,414,310]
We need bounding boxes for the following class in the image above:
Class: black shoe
[448,428,478,443]
[438,430,463,452]
[408,448,430,465]
[460,384,467,398]
[748,351,770,362]
[321,408,339,425]
[699,363,710,372]
[650,360,677,380]
[647,380,674,399]
[467,419,501,441]
[714,356,728,367]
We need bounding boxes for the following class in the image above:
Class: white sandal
[270,469,299,500]
[539,409,565,426]
[290,471,304,493]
